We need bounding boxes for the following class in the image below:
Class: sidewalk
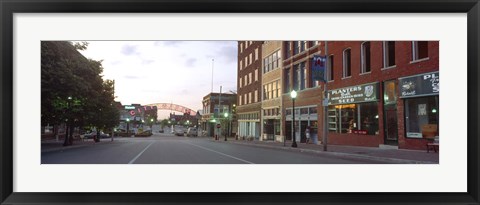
[41,138,113,153]
[216,138,439,164]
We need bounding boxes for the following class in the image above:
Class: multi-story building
[260,41,284,142]
[282,41,323,144]
[201,92,237,137]
[237,41,263,140]
[318,41,439,150]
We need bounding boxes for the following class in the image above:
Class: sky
[76,41,238,119]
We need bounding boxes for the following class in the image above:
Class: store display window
[405,96,439,138]
[328,102,379,135]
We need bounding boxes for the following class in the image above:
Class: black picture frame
[1,0,479,204]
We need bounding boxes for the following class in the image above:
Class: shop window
[361,41,371,73]
[412,41,429,61]
[274,120,281,135]
[328,103,379,135]
[383,41,396,68]
[343,48,351,78]
[309,107,317,114]
[405,96,439,138]
[300,108,309,115]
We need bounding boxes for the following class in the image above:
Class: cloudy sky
[76,41,238,119]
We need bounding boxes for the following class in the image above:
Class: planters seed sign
[399,71,439,98]
[328,82,379,105]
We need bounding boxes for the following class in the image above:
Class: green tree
[41,41,119,145]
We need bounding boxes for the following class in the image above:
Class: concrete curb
[41,141,112,153]
[222,140,436,164]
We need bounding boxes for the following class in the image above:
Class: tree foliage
[41,41,119,139]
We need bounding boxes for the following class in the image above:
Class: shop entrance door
[384,105,398,145]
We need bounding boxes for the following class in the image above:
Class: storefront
[399,71,439,141]
[262,107,282,141]
[285,105,318,143]
[326,82,381,147]
[238,112,261,140]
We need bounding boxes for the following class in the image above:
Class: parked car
[174,129,185,136]
[159,129,164,133]
[186,128,197,137]
[84,131,110,139]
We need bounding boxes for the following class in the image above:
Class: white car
[186,128,197,137]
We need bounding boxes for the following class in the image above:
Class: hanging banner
[399,71,439,98]
[312,55,327,82]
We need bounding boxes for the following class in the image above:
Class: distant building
[201,92,237,137]
[117,103,157,132]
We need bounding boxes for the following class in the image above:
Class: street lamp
[224,112,229,141]
[291,90,297,148]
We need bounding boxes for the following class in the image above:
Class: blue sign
[312,55,327,82]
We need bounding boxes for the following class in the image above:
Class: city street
[41,132,395,164]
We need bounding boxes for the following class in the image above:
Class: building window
[328,103,379,135]
[343,48,351,78]
[412,41,429,61]
[249,92,252,104]
[311,41,319,47]
[244,94,247,105]
[240,79,242,88]
[383,41,396,68]
[405,96,439,138]
[293,62,306,91]
[249,73,252,84]
[255,48,259,61]
[361,42,371,73]
[254,90,258,103]
[240,43,243,53]
[327,55,334,81]
[284,67,291,93]
[285,42,292,59]
[263,84,267,100]
[255,69,258,82]
[244,76,247,86]
[263,50,281,74]
[244,56,248,67]
[239,95,242,106]
[240,60,243,70]
[249,53,252,65]
[293,41,299,55]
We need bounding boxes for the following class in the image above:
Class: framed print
[1,0,479,204]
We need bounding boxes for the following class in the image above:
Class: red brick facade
[317,41,439,150]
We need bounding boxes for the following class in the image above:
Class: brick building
[318,41,439,150]
[201,92,237,137]
[282,41,323,144]
[237,41,263,140]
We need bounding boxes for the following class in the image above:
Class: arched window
[343,48,352,78]
[361,41,371,73]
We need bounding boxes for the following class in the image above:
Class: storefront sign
[399,71,439,98]
[328,82,379,105]
[124,105,135,110]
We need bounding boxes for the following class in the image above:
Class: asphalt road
[41,133,392,164]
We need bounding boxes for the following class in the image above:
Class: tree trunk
[63,123,70,146]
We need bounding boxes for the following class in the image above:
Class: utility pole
[323,41,329,151]
[217,86,222,140]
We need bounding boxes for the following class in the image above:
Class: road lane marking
[128,141,155,164]
[183,142,254,164]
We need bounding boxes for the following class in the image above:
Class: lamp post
[224,112,229,141]
[63,96,72,146]
[291,90,297,148]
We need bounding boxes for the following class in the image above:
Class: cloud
[217,45,237,63]
[142,59,155,65]
[154,41,184,47]
[185,58,197,67]
[124,75,142,79]
[121,45,140,56]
